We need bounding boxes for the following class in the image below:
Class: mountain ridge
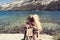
[0,0,59,11]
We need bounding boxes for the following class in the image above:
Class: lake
[0,11,60,33]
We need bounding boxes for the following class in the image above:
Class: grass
[53,33,60,40]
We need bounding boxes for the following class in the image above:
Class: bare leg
[33,33,38,40]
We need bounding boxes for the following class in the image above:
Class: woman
[32,14,42,40]
[24,14,42,40]
[24,14,34,40]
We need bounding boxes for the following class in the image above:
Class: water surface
[0,11,60,28]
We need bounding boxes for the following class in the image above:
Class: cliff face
[0,0,59,11]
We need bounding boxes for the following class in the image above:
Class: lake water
[0,11,60,28]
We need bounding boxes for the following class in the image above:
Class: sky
[0,0,14,5]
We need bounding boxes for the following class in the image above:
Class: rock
[40,34,53,40]
[0,34,54,40]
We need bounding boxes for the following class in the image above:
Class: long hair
[27,14,42,31]
[33,14,42,31]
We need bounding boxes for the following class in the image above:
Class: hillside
[0,0,59,11]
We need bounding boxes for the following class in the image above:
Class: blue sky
[0,0,14,5]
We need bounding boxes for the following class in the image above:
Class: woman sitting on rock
[24,14,42,40]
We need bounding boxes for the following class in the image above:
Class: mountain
[0,0,59,11]
[44,0,59,11]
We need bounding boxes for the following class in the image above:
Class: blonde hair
[33,14,42,30]
[27,14,42,31]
